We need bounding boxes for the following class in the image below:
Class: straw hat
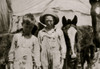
[39,13,59,25]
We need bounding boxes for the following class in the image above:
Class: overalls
[40,30,62,69]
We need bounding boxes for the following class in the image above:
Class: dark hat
[39,13,59,25]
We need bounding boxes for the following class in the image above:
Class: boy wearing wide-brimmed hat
[38,13,66,69]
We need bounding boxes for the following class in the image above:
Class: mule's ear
[72,15,77,25]
[62,16,68,26]
[89,0,97,5]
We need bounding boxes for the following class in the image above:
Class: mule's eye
[62,27,65,30]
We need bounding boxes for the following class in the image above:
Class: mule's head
[89,0,100,46]
[62,15,78,59]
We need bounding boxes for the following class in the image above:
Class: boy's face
[22,21,34,34]
[45,16,54,28]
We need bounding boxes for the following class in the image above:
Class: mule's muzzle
[71,53,77,59]
[70,58,77,65]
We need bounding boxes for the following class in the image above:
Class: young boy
[9,13,41,69]
[38,13,66,69]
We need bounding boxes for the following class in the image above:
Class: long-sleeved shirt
[9,33,41,69]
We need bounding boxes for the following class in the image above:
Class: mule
[6,21,44,69]
[89,0,100,50]
[89,0,100,68]
[62,15,95,69]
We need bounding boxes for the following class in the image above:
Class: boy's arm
[8,34,17,62]
[33,37,41,67]
[58,29,67,59]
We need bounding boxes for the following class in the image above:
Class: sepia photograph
[0,0,100,69]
